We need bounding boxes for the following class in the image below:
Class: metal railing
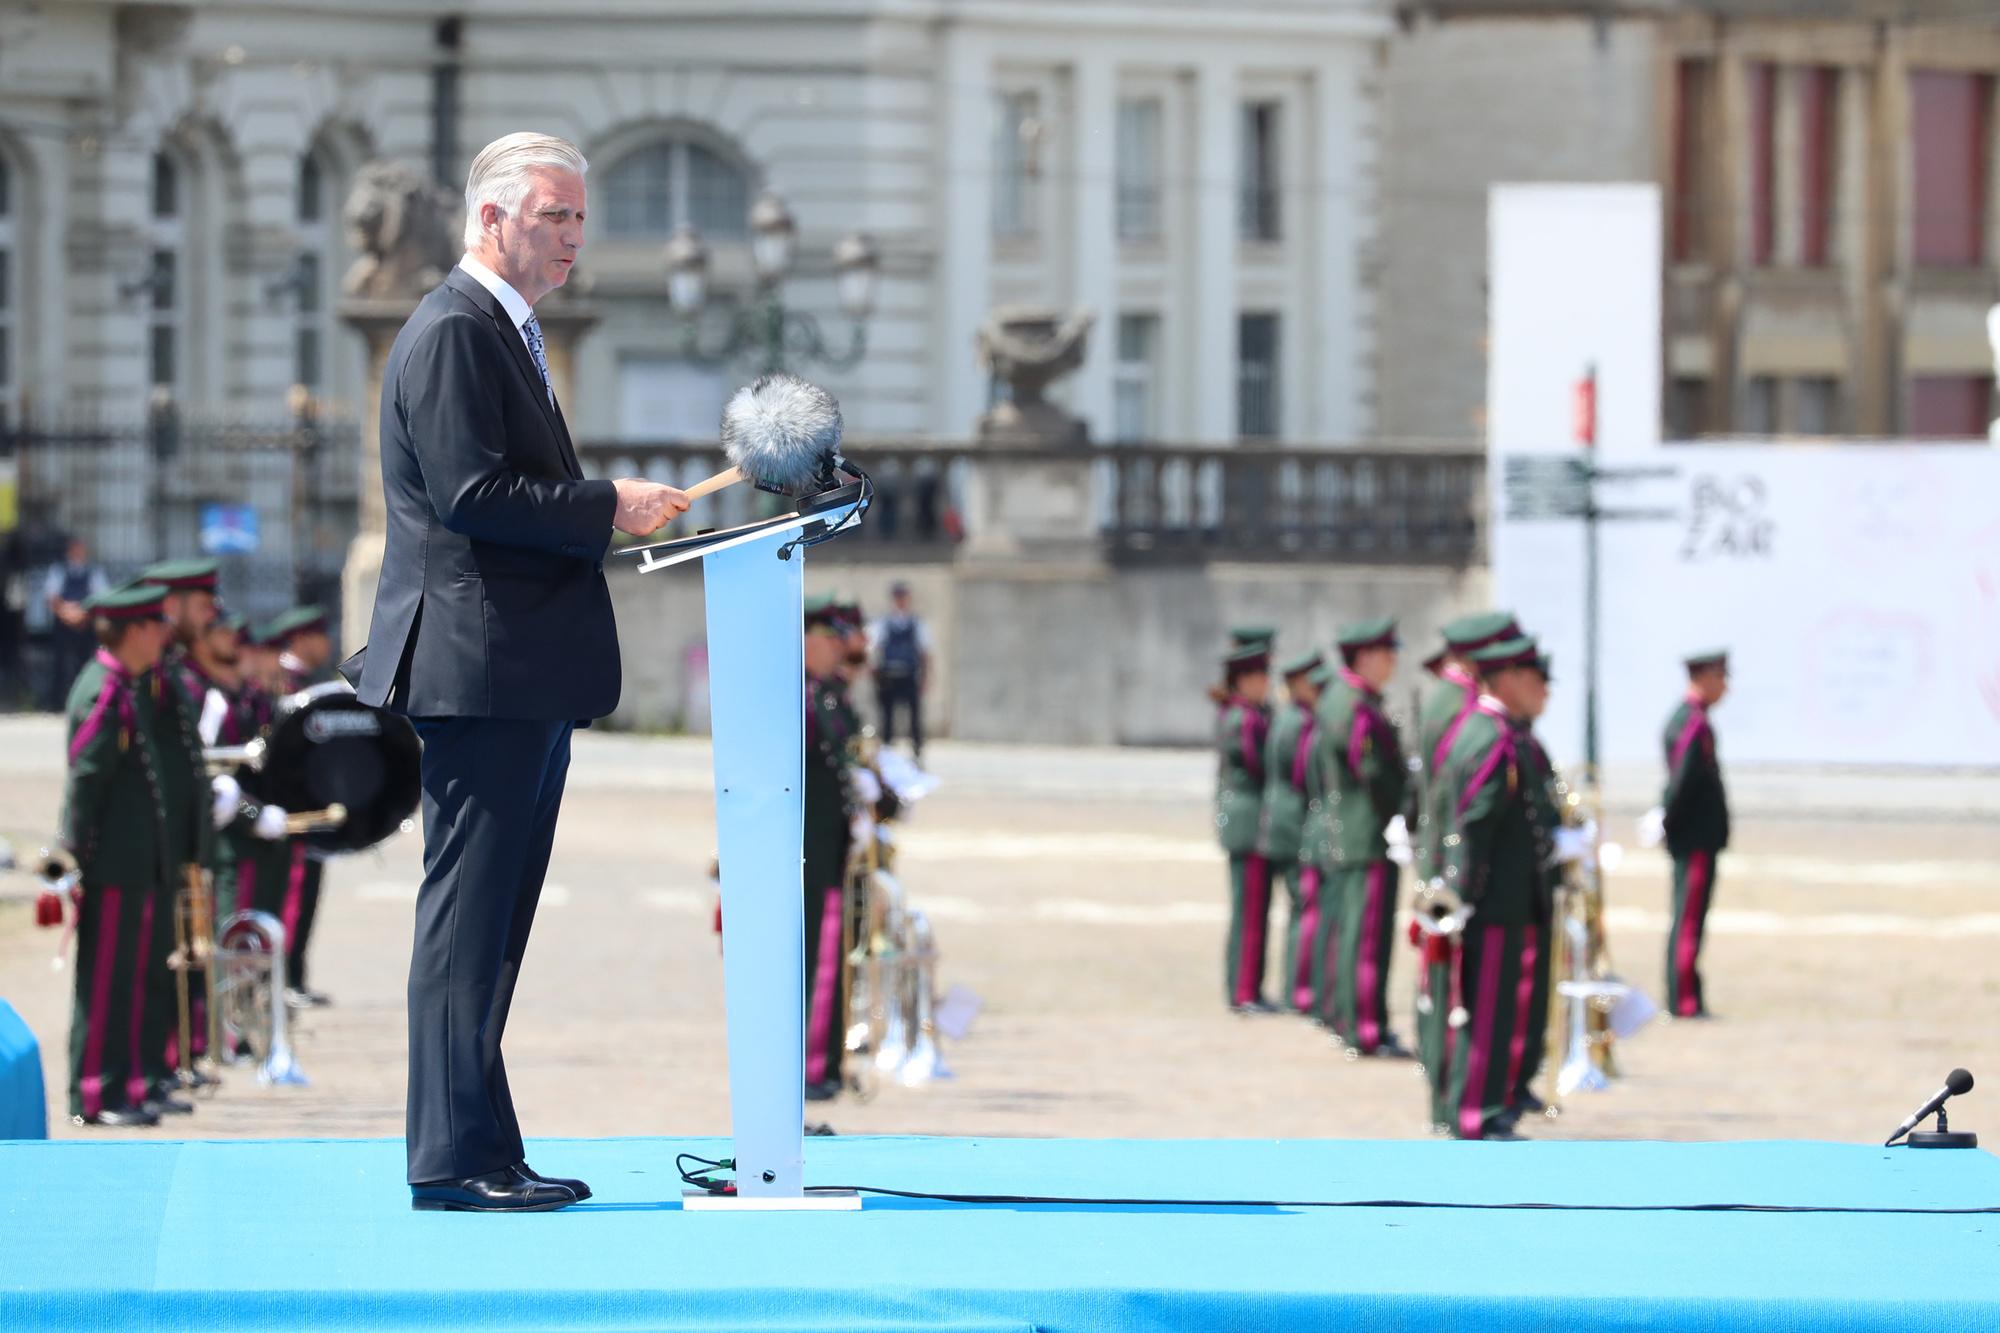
[577,439,1485,567]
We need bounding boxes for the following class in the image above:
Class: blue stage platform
[3,1136,1996,1330]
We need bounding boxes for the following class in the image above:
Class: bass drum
[252,685,422,853]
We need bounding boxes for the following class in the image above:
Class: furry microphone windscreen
[719,372,844,493]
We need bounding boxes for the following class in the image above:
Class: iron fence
[4,417,358,707]
[578,439,1485,567]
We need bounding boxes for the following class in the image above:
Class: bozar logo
[304,710,383,744]
[1679,474,1773,562]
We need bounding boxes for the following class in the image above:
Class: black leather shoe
[146,1091,196,1116]
[1513,1089,1548,1115]
[518,1162,592,1202]
[804,1079,842,1102]
[411,1166,576,1213]
[73,1105,161,1129]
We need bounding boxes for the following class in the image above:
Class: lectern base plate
[682,1189,862,1212]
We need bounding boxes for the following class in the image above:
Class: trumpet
[204,738,268,776]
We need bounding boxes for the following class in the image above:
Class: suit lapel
[443,269,573,469]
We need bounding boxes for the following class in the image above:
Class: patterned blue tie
[522,313,553,403]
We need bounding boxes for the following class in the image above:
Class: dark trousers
[405,716,573,1184]
[1667,849,1717,1018]
[875,675,923,756]
[286,855,326,992]
[68,882,160,1118]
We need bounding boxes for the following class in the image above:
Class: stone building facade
[1382,0,2000,442]
[8,0,1390,444]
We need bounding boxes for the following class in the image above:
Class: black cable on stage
[796,1185,2000,1217]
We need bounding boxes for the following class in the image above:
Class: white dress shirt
[455,254,551,403]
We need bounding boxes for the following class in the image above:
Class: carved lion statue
[342,160,460,301]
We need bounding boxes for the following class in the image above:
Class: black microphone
[1885,1069,1973,1147]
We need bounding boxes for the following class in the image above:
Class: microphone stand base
[1905,1129,1979,1149]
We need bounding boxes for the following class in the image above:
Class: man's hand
[612,478,691,537]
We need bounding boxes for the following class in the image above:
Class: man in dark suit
[346,132,688,1212]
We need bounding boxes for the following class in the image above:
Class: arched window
[602,136,749,238]
[149,150,184,400]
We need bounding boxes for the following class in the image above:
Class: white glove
[1637,806,1666,850]
[849,767,882,807]
[1384,814,1412,866]
[1552,825,1592,866]
[209,775,243,830]
[254,806,290,840]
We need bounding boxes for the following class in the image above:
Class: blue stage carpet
[2,1136,1997,1330]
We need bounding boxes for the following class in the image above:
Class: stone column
[1192,60,1240,443]
[1070,54,1118,438]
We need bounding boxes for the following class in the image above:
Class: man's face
[1354,645,1399,692]
[293,628,331,668]
[1488,664,1548,720]
[1288,676,1321,710]
[1234,669,1269,706]
[203,623,242,669]
[804,630,844,677]
[66,539,88,567]
[490,168,586,304]
[165,589,217,642]
[128,618,170,671]
[892,590,911,613]
[1693,666,1729,707]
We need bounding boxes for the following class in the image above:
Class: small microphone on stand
[1885,1069,1977,1149]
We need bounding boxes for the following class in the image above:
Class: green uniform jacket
[1254,701,1317,863]
[1440,701,1553,926]
[1414,669,1477,883]
[60,651,171,889]
[1314,669,1408,866]
[1214,699,1270,856]
[804,674,855,863]
[1662,696,1729,855]
[153,647,211,873]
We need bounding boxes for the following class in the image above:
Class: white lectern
[624,490,866,1210]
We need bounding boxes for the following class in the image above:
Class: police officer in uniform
[1256,649,1325,1014]
[803,594,857,1100]
[1438,636,1554,1139]
[1215,638,1275,1012]
[262,605,337,1007]
[1659,649,1730,1019]
[1315,618,1409,1056]
[59,583,176,1127]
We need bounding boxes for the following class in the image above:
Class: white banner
[1499,443,2000,768]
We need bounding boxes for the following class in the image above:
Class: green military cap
[1228,625,1277,649]
[1442,610,1521,651]
[84,582,170,621]
[1683,647,1729,672]
[1223,640,1271,673]
[1335,616,1399,652]
[1306,662,1337,689]
[1470,635,1544,675]
[803,592,843,634]
[263,604,329,643]
[138,557,221,593]
[1278,649,1324,679]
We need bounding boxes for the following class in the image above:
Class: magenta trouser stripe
[79,886,123,1120]
[280,842,307,948]
[1354,861,1388,1051]
[1675,851,1711,1017]
[236,859,257,915]
[805,886,843,1084]
[1457,924,1505,1140]
[1234,855,1271,1007]
[1503,928,1541,1098]
[126,890,156,1108]
[1290,866,1321,1011]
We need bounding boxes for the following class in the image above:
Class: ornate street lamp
[663,188,874,375]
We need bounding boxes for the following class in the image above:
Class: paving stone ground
[3,716,1996,1148]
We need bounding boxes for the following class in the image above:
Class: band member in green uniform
[195,614,294,938]
[1413,611,1521,885]
[1208,626,1275,710]
[1661,649,1730,1019]
[803,594,857,1100]
[1257,650,1325,1013]
[1216,639,1274,1012]
[1439,636,1555,1139]
[1316,618,1409,1055]
[262,605,337,1008]
[130,563,212,1099]
[59,583,176,1127]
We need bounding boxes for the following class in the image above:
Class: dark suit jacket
[349,268,621,720]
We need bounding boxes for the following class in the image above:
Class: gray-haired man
[346,132,689,1212]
